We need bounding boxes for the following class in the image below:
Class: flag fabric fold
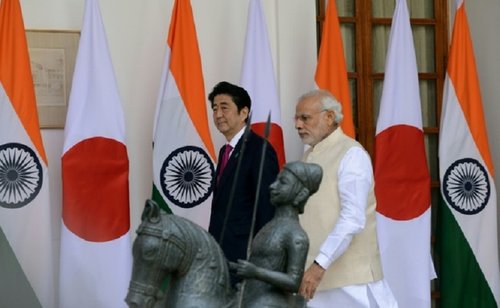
[0,0,55,306]
[60,0,132,307]
[240,0,286,168]
[315,0,355,138]
[438,0,500,306]
[152,0,216,229]
[374,0,435,307]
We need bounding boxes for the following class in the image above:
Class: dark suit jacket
[209,130,279,267]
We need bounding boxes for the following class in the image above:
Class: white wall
[21,0,317,259]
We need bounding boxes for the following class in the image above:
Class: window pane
[372,0,394,18]
[420,79,437,127]
[413,26,435,72]
[431,187,440,231]
[431,187,440,252]
[373,80,383,123]
[373,0,434,18]
[425,134,439,180]
[341,23,356,72]
[372,25,391,73]
[336,0,354,17]
[408,0,434,18]
[349,79,358,128]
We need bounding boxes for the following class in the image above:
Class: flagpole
[237,112,272,308]
[245,112,271,259]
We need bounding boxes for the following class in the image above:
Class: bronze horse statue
[126,162,323,308]
[125,200,235,307]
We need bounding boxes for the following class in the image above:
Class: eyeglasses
[294,110,327,124]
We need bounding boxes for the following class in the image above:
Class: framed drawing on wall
[26,30,80,128]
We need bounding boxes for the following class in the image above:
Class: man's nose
[295,118,303,129]
[213,109,222,118]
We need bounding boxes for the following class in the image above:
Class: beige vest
[300,128,383,290]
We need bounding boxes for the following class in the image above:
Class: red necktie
[217,144,233,183]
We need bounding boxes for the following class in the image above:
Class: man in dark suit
[208,81,279,287]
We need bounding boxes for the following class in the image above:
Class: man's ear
[239,106,250,122]
[241,106,249,117]
[326,110,336,126]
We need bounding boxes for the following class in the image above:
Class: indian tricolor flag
[59,0,132,307]
[374,0,435,307]
[240,0,285,168]
[0,0,55,307]
[438,0,500,306]
[152,0,216,230]
[315,0,355,138]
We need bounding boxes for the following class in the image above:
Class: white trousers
[307,279,398,308]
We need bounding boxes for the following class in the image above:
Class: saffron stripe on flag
[315,0,355,138]
[167,0,215,161]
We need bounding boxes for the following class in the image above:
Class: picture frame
[26,30,80,128]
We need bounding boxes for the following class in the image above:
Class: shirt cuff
[315,254,330,270]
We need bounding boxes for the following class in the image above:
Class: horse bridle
[128,216,192,301]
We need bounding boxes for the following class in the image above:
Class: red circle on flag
[62,137,130,242]
[374,125,430,220]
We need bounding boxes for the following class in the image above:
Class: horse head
[126,199,236,308]
[125,200,191,308]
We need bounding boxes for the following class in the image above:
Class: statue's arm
[232,235,308,293]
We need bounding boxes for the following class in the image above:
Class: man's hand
[299,262,325,300]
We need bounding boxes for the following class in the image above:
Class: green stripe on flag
[152,184,173,214]
[438,199,497,307]
[0,227,42,308]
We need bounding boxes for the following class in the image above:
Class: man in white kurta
[295,90,397,308]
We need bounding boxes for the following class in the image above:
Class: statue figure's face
[269,170,299,206]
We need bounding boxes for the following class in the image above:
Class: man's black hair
[208,81,252,112]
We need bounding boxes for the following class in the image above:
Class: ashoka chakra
[0,143,43,209]
[160,146,214,208]
[442,157,490,215]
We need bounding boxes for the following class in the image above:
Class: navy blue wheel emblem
[0,143,43,209]
[160,146,214,208]
[442,157,490,215]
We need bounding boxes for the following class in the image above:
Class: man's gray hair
[299,89,344,124]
